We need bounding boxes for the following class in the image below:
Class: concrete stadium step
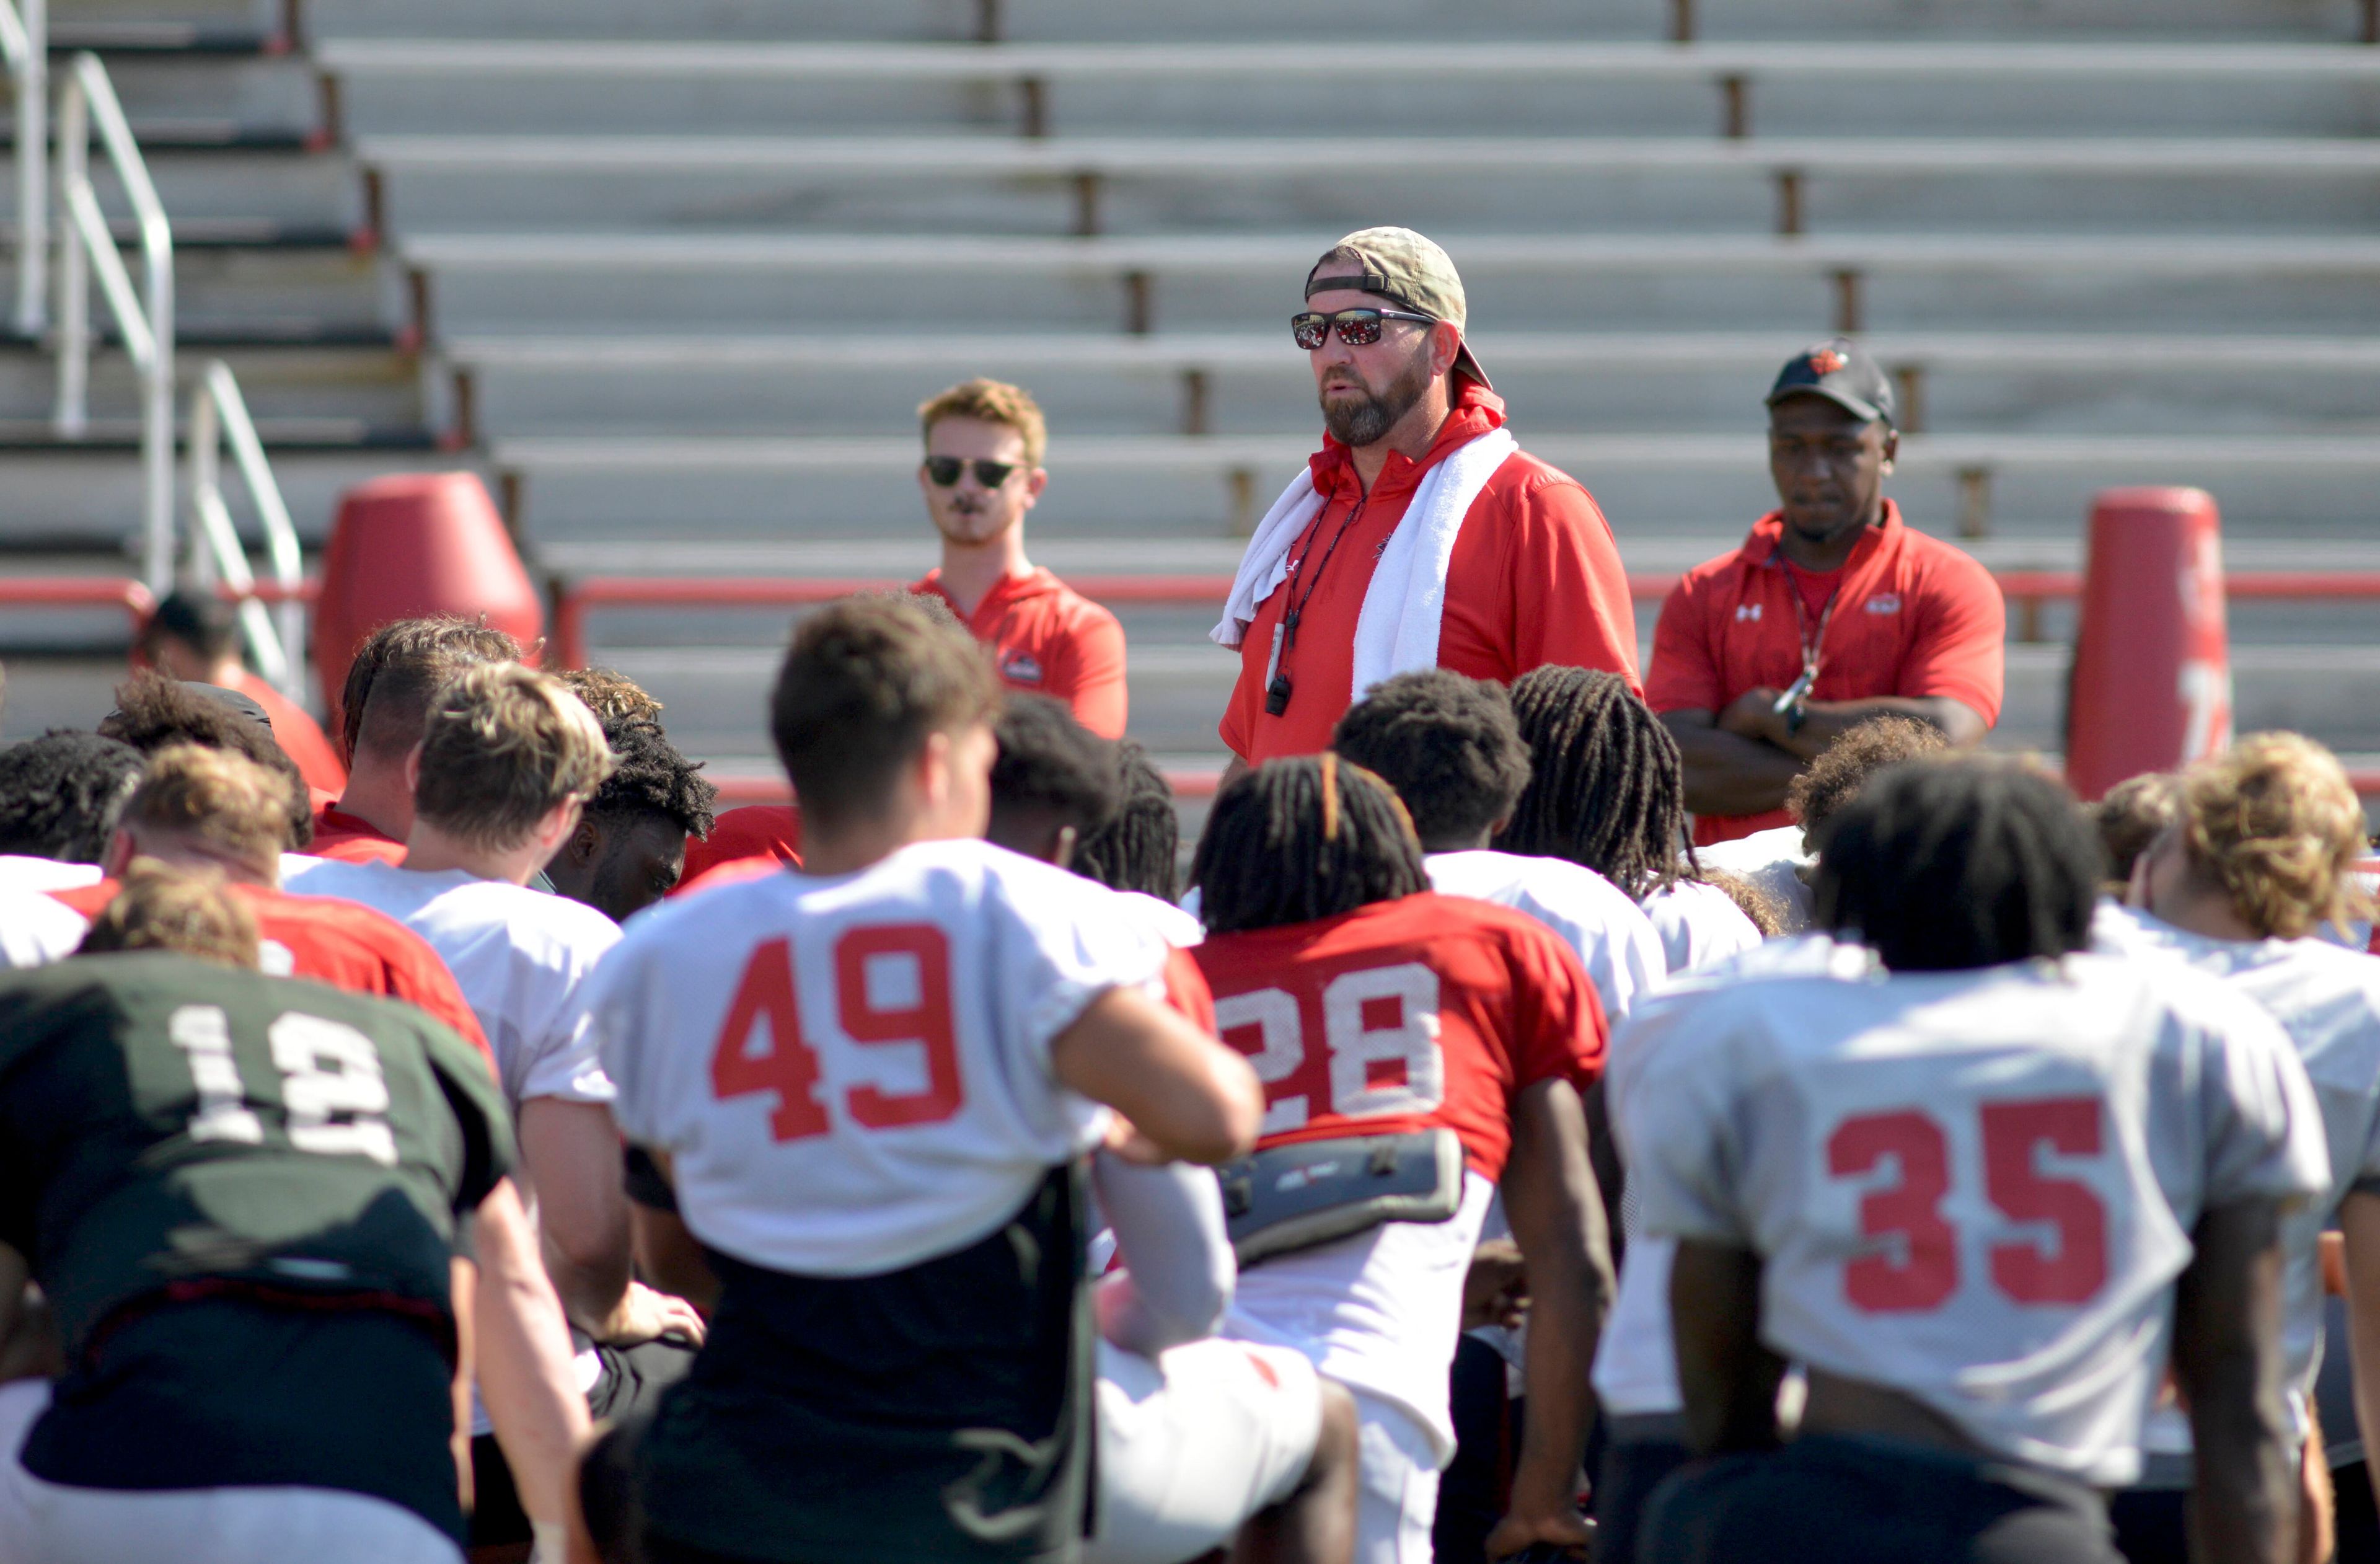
[491,430,2380,545]
[302,0,2374,43]
[442,331,2380,440]
[0,244,390,340]
[315,42,2380,140]
[0,342,421,430]
[15,52,324,145]
[351,134,2380,236]
[401,232,2380,336]
[0,446,466,550]
[0,146,358,230]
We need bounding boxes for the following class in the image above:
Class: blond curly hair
[2177,732,2370,940]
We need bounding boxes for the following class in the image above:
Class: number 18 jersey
[591,840,1168,1278]
[1622,953,2329,1485]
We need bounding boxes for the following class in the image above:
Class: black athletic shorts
[1596,1421,1693,1564]
[1641,1431,2120,1564]
[469,1336,697,1547]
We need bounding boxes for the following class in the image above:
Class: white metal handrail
[0,0,44,336]
[53,50,173,592]
[187,359,304,702]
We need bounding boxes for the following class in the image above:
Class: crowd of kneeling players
[0,592,2373,1564]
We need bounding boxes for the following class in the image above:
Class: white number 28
[1214,962,1444,1136]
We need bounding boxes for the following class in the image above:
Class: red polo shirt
[308,803,407,865]
[1219,382,1640,766]
[674,803,803,896]
[912,567,1128,740]
[1647,501,2004,844]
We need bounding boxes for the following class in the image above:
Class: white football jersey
[1690,824,1816,935]
[1425,849,1668,1024]
[591,839,1168,1278]
[2097,911,2380,1402]
[1113,889,1203,949]
[1621,953,2327,1485]
[0,886,88,969]
[0,856,100,895]
[1595,934,1872,1420]
[1637,878,1763,976]
[283,859,619,1108]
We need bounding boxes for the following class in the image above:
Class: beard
[1318,342,1433,448]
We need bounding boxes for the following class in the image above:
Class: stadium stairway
[8,0,2380,815]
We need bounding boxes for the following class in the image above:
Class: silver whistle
[1773,666,1818,715]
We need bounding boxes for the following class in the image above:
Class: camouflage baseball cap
[1304,226,1491,389]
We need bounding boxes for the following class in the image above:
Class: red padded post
[2064,487,2232,802]
[312,472,544,731]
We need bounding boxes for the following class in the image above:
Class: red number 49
[1827,1096,2107,1314]
[710,924,963,1140]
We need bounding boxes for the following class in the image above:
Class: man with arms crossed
[1649,340,2003,846]
[1626,759,2326,1563]
[581,597,1277,1564]
[910,378,1129,739]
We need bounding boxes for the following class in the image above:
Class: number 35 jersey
[1621,952,2329,1487]
[0,952,516,1361]
[591,840,1168,1278]
[1190,891,1608,1459]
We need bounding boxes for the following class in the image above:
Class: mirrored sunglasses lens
[925,457,963,485]
[1291,314,1329,350]
[1333,311,1385,347]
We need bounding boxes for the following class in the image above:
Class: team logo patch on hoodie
[1000,650,1045,684]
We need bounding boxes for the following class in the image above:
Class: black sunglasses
[923,456,1020,488]
[1291,307,1437,351]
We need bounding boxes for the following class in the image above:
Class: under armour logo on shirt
[1864,594,1902,615]
[1000,651,1045,683]
[1735,604,1763,622]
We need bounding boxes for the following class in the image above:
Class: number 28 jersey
[1622,953,2329,1486]
[591,841,1169,1278]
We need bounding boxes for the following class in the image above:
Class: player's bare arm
[1049,983,1264,1165]
[2172,1197,2298,1564]
[0,1240,50,1385]
[469,1177,598,1555]
[1719,691,1987,764]
[1662,708,1810,818]
[2338,1193,2380,1519]
[624,1148,722,1312]
[1670,1239,1786,1456]
[1486,1076,1611,1560]
[519,1098,705,1348]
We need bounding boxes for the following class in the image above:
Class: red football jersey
[307,804,407,866]
[1191,891,1606,1182]
[51,879,496,1075]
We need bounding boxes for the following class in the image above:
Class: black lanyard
[1263,493,1369,716]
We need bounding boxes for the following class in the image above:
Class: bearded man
[1211,227,1641,776]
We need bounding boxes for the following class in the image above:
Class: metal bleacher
[6,0,2380,807]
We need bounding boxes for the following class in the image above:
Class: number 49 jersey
[591,840,1169,1278]
[1621,952,2329,1487]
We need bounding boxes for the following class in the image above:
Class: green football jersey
[0,952,516,1359]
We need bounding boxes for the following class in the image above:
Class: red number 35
[1827,1097,2109,1314]
[710,924,963,1140]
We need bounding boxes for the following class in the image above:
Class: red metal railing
[0,575,157,634]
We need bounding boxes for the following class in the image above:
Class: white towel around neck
[1210,426,1518,700]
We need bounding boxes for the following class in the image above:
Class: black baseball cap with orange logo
[1766,337,1897,430]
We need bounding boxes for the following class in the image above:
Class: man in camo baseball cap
[1302,226,1492,389]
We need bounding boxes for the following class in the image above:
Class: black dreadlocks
[590,720,718,839]
[1073,741,1179,899]
[1493,665,1692,898]
[1192,754,1427,935]
[1813,756,2099,971]
[0,730,144,862]
[1330,669,1530,850]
